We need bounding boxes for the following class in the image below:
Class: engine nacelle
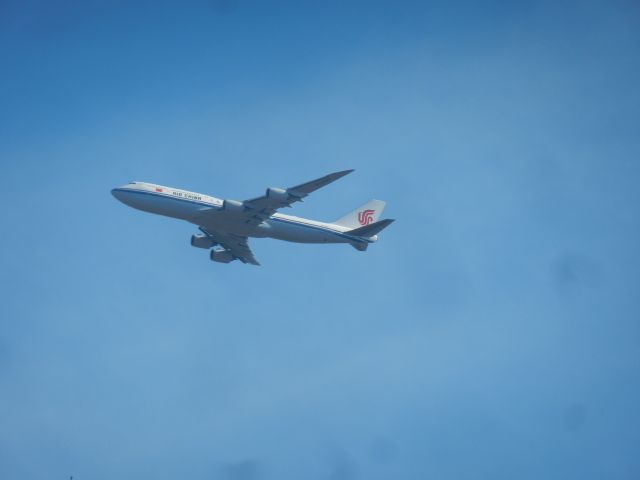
[210,249,234,263]
[222,199,245,213]
[191,234,216,249]
[266,187,289,202]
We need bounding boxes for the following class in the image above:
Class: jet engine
[222,199,245,213]
[265,187,289,202]
[190,234,216,249]
[210,248,234,263]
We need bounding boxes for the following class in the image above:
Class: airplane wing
[199,227,260,266]
[240,169,354,225]
[192,170,355,264]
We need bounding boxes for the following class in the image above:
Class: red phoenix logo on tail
[358,209,375,226]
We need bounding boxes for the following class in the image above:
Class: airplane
[111,169,394,266]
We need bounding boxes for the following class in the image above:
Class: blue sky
[1,1,640,479]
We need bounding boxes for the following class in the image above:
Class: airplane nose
[111,187,128,202]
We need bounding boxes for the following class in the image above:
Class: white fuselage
[111,181,368,245]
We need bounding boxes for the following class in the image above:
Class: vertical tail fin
[333,199,386,229]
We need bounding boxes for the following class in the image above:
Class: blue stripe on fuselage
[112,187,369,243]
[111,187,216,208]
[267,217,368,243]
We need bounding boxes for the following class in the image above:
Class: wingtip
[333,169,355,178]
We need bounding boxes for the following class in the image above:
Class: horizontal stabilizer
[347,218,395,238]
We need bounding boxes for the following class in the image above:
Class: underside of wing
[241,169,354,224]
[199,227,260,266]
[193,170,354,227]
